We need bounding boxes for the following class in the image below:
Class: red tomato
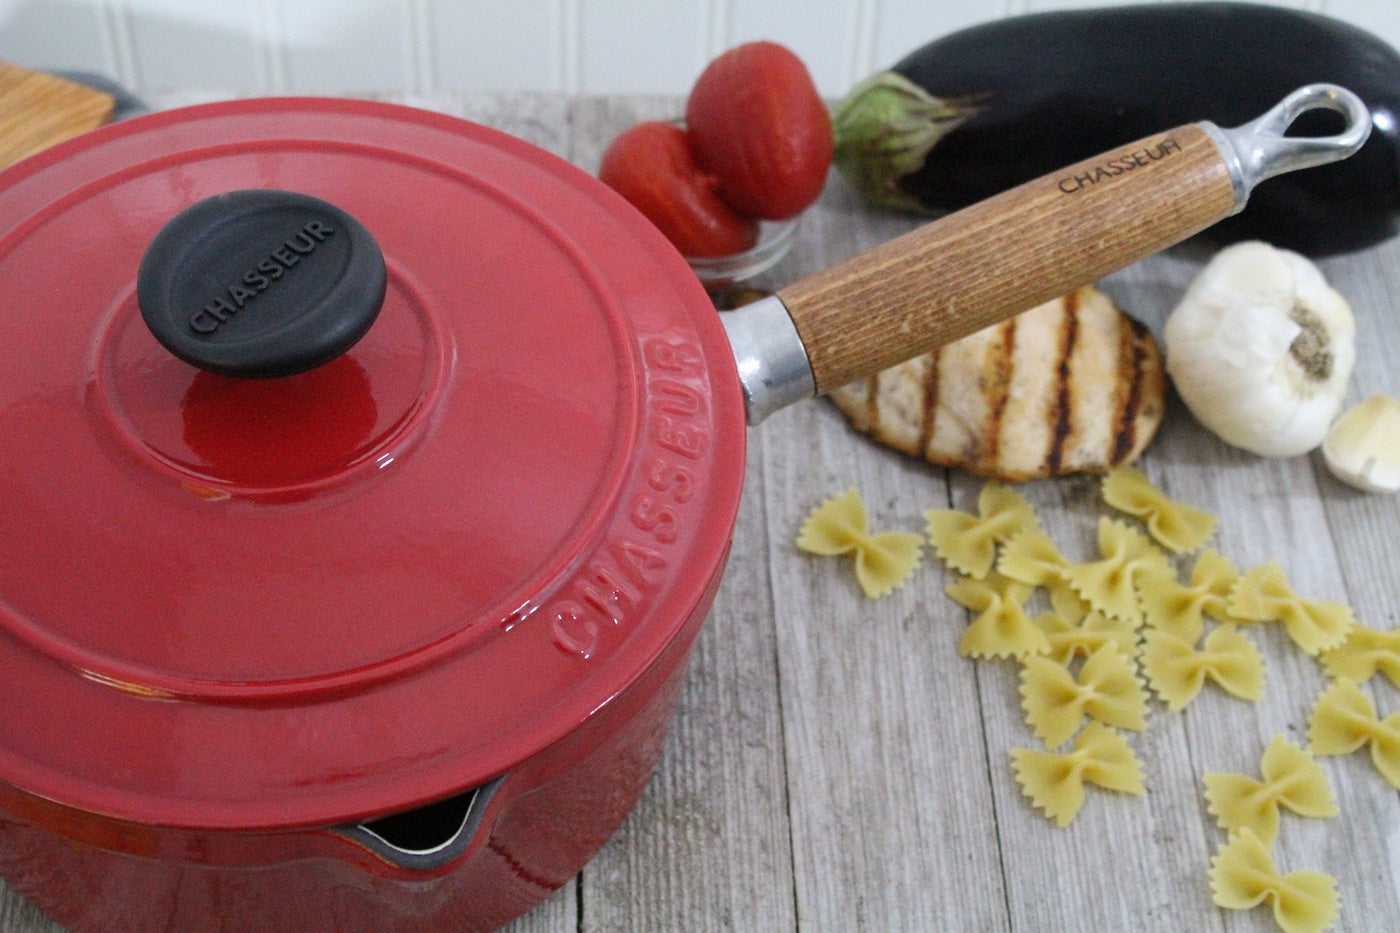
[685,41,833,220]
[598,121,759,258]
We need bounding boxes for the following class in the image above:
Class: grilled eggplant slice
[828,286,1164,482]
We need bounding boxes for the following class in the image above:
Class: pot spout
[336,778,501,872]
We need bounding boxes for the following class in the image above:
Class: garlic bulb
[1322,395,1400,493]
[1163,241,1355,457]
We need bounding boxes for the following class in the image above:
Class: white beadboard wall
[0,0,1398,101]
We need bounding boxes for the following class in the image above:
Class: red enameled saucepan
[0,84,1368,932]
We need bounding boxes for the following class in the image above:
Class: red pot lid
[0,98,745,830]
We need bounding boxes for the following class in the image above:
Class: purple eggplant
[833,3,1400,255]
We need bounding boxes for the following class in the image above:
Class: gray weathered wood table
[3,91,1398,933]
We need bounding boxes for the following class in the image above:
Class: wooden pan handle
[778,124,1235,394]
[722,84,1368,423]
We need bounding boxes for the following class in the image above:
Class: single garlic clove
[1322,395,1400,493]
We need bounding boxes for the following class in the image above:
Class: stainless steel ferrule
[720,294,816,425]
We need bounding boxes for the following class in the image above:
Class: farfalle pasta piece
[1209,828,1339,933]
[1229,562,1356,656]
[1139,549,1241,643]
[1010,722,1145,827]
[1046,577,1091,624]
[1102,466,1218,553]
[1034,610,1138,666]
[1319,624,1400,689]
[1306,678,1400,790]
[1020,643,1148,747]
[946,573,1045,660]
[1064,517,1172,625]
[797,488,923,598]
[925,482,1038,579]
[1141,624,1263,711]
[1204,735,1337,845]
[997,527,1070,588]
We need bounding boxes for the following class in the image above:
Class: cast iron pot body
[0,99,747,931]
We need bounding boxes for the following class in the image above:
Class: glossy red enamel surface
[0,99,745,830]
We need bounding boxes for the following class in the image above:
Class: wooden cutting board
[0,62,115,171]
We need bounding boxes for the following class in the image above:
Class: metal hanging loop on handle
[1205,83,1372,211]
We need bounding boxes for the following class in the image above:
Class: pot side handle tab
[724,83,1370,423]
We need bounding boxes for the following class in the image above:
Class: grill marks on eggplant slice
[918,345,943,458]
[1046,288,1081,476]
[978,317,1017,473]
[1113,315,1154,466]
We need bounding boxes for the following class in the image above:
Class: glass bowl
[685,214,800,289]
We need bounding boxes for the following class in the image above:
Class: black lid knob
[137,189,387,379]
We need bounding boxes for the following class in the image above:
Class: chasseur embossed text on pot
[0,85,1372,931]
